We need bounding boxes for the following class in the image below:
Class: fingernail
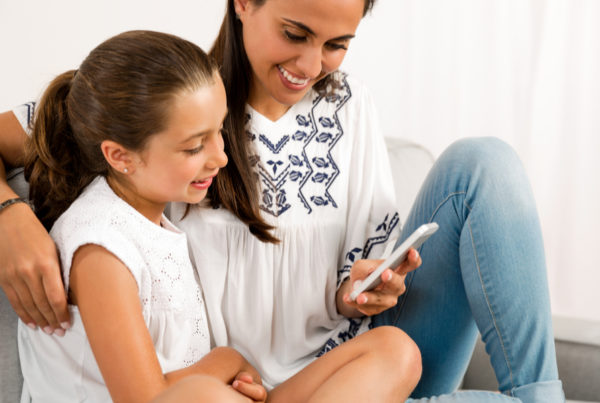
[27,323,37,330]
[54,328,65,337]
[359,296,368,304]
[232,381,239,388]
[43,326,54,335]
[386,271,393,281]
[60,321,71,330]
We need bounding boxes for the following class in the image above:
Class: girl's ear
[100,140,134,174]
[233,0,250,18]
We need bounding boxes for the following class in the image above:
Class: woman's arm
[70,244,265,403]
[0,110,69,332]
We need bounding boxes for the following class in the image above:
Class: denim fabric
[373,138,565,403]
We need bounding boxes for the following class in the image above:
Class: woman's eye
[284,30,307,42]
[326,41,348,51]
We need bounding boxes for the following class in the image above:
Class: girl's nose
[207,135,228,169]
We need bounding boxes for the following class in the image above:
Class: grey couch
[1,139,599,402]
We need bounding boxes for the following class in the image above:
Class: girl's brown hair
[25,30,274,240]
[208,0,376,243]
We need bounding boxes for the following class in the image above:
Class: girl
[16,29,421,403]
[0,1,565,402]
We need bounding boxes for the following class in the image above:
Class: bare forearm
[0,110,28,201]
[165,346,259,385]
[0,159,20,202]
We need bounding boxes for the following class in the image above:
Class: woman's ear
[100,140,134,174]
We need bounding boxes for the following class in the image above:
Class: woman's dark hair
[24,30,229,232]
[208,0,375,243]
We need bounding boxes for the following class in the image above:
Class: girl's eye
[184,145,203,155]
[284,30,307,43]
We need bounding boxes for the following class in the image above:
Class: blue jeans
[373,138,565,402]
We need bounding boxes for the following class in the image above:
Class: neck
[106,175,165,226]
[247,81,292,122]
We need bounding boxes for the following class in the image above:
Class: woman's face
[235,0,364,120]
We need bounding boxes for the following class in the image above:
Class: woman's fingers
[0,204,69,331]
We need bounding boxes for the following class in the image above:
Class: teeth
[278,66,309,85]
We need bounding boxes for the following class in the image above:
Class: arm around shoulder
[0,109,28,171]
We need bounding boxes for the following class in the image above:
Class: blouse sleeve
[12,102,36,136]
[337,79,401,287]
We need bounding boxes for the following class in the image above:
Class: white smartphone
[349,222,439,301]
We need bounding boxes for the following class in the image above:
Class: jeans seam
[393,191,467,324]
[466,211,516,391]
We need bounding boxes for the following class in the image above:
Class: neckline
[246,88,314,126]
[91,177,183,236]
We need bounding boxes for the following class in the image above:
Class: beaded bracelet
[0,197,31,214]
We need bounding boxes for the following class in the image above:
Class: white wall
[1,0,598,322]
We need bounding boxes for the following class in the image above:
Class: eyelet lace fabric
[18,176,210,402]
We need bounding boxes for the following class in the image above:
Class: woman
[0,0,564,401]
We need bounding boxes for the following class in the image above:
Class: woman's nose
[296,46,323,79]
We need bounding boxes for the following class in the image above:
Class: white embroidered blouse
[168,74,400,388]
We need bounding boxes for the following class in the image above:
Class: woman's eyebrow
[282,18,355,41]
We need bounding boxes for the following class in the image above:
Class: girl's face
[235,0,364,120]
[124,76,228,221]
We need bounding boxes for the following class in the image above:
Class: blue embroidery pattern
[253,75,352,217]
[337,212,400,286]
[24,102,36,126]
[259,134,289,154]
[316,318,363,357]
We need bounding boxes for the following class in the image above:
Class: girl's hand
[232,372,267,402]
[0,201,69,333]
[342,248,422,317]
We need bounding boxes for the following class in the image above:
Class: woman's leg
[373,138,564,402]
[268,327,421,403]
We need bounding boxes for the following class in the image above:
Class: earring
[123,168,128,173]
[235,13,241,20]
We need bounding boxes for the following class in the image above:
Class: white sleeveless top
[18,177,210,402]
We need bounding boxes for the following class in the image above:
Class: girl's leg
[373,138,564,402]
[150,375,251,403]
[268,327,421,403]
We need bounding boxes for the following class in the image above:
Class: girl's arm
[70,243,265,403]
[0,110,69,332]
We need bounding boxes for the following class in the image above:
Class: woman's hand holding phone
[340,223,438,317]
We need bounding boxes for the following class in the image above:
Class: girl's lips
[190,177,213,190]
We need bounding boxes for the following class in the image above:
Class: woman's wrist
[0,197,31,215]
[336,278,363,318]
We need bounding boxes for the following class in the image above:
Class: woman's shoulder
[312,72,372,111]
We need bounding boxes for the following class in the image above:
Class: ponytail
[24,31,228,231]
[24,70,97,230]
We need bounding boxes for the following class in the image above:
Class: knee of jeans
[441,137,525,183]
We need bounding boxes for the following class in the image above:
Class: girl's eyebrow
[282,18,356,41]
[180,131,209,144]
